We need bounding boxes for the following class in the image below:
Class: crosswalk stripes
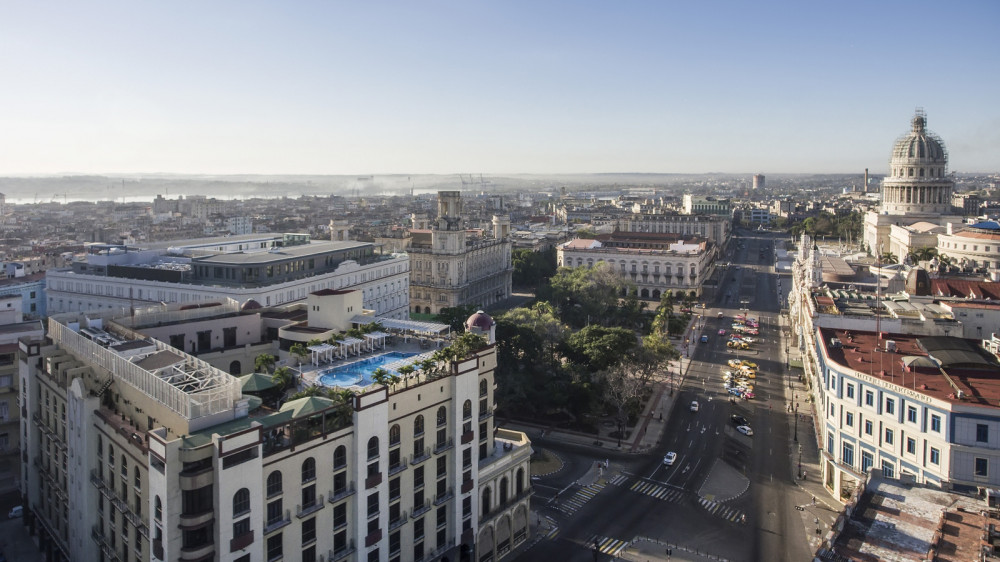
[608,473,629,486]
[586,534,628,556]
[699,497,746,523]
[557,482,606,515]
[628,480,685,502]
[544,525,559,540]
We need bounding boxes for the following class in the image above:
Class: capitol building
[862,110,963,259]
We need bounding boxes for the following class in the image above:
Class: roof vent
[886,340,897,352]
[830,338,842,349]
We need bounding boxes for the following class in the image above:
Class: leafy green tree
[255,353,277,374]
[565,325,638,373]
[512,247,557,288]
[540,262,628,328]
[271,366,294,391]
[435,304,480,333]
[289,343,309,366]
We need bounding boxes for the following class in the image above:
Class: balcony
[460,430,474,445]
[263,510,291,534]
[480,488,533,525]
[389,510,408,531]
[330,542,357,561]
[329,482,356,503]
[297,494,325,518]
[230,530,254,552]
[179,540,215,560]
[365,472,383,490]
[462,478,475,494]
[91,526,121,562]
[419,538,456,562]
[479,409,493,421]
[412,502,431,518]
[365,529,382,548]
[411,447,431,465]
[389,457,409,476]
[433,438,454,454]
[433,487,454,506]
[90,470,149,536]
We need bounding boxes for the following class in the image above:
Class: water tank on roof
[886,340,897,352]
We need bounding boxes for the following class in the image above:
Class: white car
[663,452,677,466]
[737,425,754,436]
[690,401,699,412]
[8,505,22,519]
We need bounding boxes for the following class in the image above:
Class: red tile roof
[931,279,1000,300]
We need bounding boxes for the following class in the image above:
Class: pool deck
[296,337,446,390]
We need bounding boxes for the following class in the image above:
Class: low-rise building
[557,231,715,299]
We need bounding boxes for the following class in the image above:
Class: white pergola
[338,337,365,357]
[352,316,451,342]
[363,331,391,351]
[308,343,338,366]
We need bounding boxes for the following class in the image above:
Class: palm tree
[371,368,392,387]
[880,252,899,265]
[255,353,277,374]
[908,247,938,263]
[289,343,309,367]
[272,366,294,391]
[289,385,324,400]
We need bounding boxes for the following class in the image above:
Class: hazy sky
[2,1,998,175]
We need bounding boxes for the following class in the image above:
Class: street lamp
[798,443,803,479]
[794,401,799,443]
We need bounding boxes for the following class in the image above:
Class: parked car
[737,425,754,436]
[8,505,22,519]
[663,452,677,466]
[690,401,700,412]
[731,415,749,426]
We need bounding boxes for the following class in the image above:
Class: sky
[1,1,998,176]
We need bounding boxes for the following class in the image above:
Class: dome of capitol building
[880,109,954,216]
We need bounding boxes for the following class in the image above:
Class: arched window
[108,444,114,466]
[154,496,162,521]
[463,400,472,420]
[479,379,488,397]
[437,406,447,427]
[500,476,509,505]
[516,468,525,495]
[229,360,241,375]
[333,445,347,469]
[482,487,492,517]
[134,466,141,491]
[266,471,282,497]
[414,415,425,436]
[389,424,401,446]
[367,436,379,460]
[302,457,316,482]
[97,435,103,456]
[233,488,250,516]
[121,454,128,478]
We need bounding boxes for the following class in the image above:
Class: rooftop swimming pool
[318,351,419,388]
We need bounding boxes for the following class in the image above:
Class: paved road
[518,230,820,562]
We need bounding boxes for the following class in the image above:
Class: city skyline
[2,1,998,176]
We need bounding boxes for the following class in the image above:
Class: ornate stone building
[388,192,512,315]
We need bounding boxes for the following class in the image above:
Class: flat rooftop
[194,240,372,265]
[820,327,1000,407]
[828,477,984,562]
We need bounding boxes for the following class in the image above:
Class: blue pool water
[318,352,419,387]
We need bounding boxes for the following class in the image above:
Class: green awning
[279,396,336,418]
[240,372,277,392]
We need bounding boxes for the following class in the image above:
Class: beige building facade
[18,308,530,562]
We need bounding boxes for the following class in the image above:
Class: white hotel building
[18,309,530,562]
[45,234,411,321]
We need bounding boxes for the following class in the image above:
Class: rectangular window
[267,533,282,561]
[977,424,989,443]
[827,434,834,453]
[267,499,283,525]
[884,429,894,445]
[368,492,379,517]
[333,504,347,529]
[865,420,873,435]
[845,412,854,427]
[846,384,855,399]
[906,437,916,454]
[881,460,895,478]
[830,376,836,391]
[930,447,940,465]
[302,517,316,544]
[976,457,988,477]
[885,398,895,415]
[841,442,854,466]
[931,415,942,433]
[907,406,917,423]
[865,391,874,407]
[414,466,424,489]
[233,517,250,539]
[861,451,873,472]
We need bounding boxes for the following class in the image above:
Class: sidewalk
[778,313,842,550]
